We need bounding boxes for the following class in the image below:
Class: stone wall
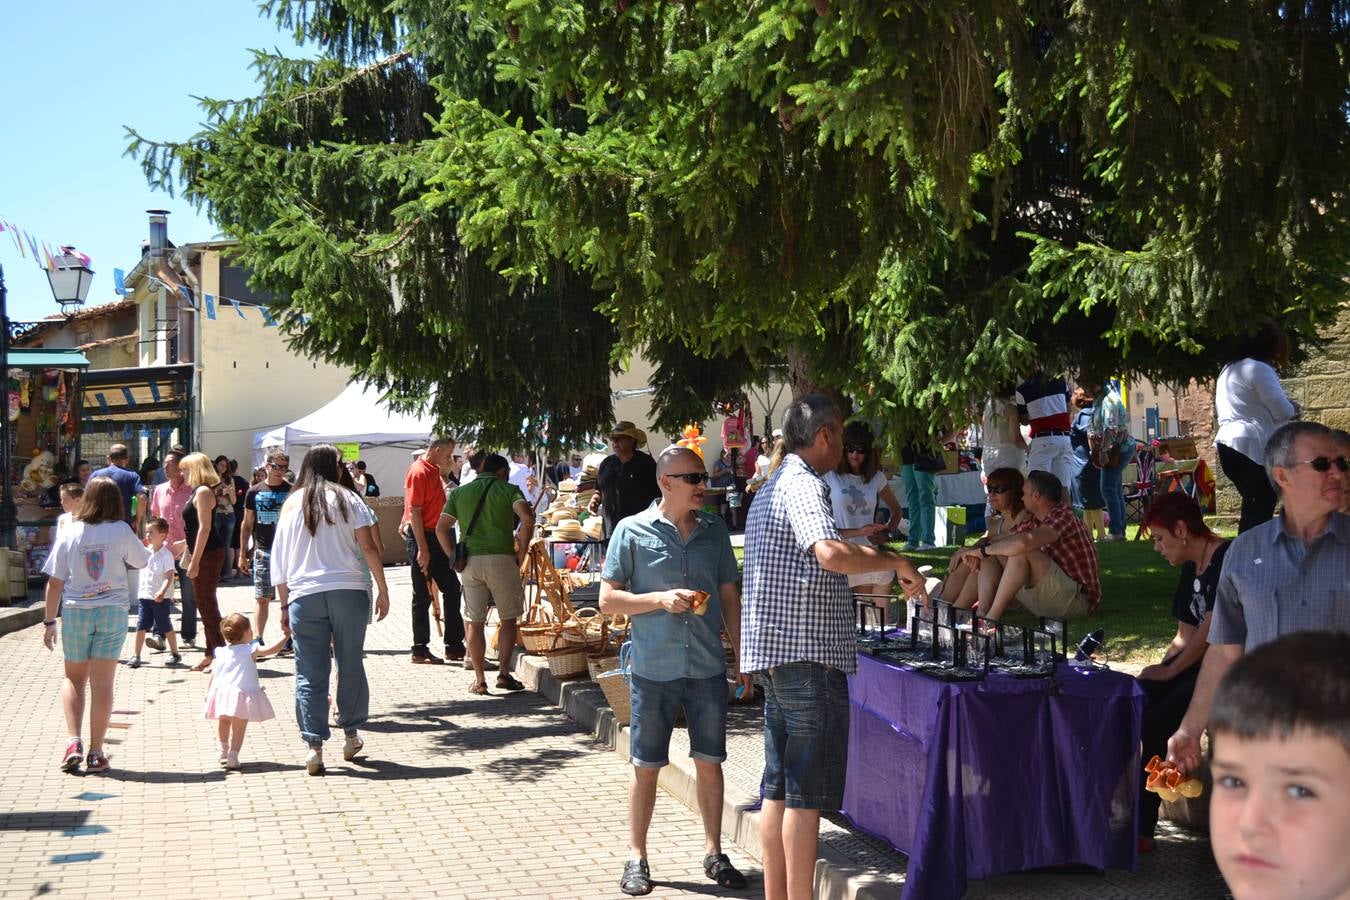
[1285,305,1350,434]
[1174,304,1350,516]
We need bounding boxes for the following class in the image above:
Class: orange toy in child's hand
[1143,754,1203,802]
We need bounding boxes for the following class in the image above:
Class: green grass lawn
[735,522,1233,670]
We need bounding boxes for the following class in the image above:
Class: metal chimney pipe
[147,209,170,255]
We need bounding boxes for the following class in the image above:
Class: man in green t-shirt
[436,454,535,693]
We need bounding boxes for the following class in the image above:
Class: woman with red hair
[1134,491,1230,851]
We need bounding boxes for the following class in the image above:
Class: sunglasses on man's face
[268,463,287,470]
[667,472,709,485]
[844,444,869,454]
[1294,455,1349,473]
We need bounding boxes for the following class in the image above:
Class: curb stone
[512,651,897,899]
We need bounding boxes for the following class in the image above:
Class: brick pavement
[0,568,760,900]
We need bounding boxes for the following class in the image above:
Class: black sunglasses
[268,462,287,470]
[667,472,709,485]
[1294,455,1349,473]
[844,444,870,454]
[987,485,1014,494]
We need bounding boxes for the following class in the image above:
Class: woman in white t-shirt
[824,423,903,613]
[273,444,390,775]
[41,477,152,775]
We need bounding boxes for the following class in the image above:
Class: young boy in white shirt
[128,518,180,668]
[55,483,83,535]
[1208,631,1350,900]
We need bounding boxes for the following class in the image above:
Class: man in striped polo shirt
[1015,369,1076,494]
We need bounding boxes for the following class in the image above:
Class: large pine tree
[132,1,1349,443]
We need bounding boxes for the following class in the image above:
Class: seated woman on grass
[1135,491,1229,852]
[935,467,1034,608]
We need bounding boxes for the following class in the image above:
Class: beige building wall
[610,354,788,463]
[192,249,352,464]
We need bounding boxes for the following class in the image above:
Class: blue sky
[0,2,308,322]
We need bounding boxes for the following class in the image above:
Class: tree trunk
[786,345,851,416]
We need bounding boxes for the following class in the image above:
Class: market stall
[844,642,1144,899]
[5,349,89,575]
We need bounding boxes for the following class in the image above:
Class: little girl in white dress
[203,613,284,769]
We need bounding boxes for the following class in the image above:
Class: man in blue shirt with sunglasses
[600,445,752,896]
[1168,420,1349,776]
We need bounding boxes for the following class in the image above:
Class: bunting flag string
[2,214,303,328]
[0,211,94,274]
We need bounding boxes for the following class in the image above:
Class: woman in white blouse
[273,444,390,775]
[1214,322,1297,532]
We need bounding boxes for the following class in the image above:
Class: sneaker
[224,751,240,770]
[342,733,364,761]
[167,653,182,666]
[145,634,166,651]
[919,542,939,550]
[280,638,294,655]
[85,750,111,775]
[251,637,264,649]
[60,738,84,773]
[305,747,325,776]
[127,657,141,669]
[219,745,231,766]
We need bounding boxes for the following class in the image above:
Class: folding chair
[1127,448,1157,539]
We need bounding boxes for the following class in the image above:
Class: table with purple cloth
[843,653,1146,900]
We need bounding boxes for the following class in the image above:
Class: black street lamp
[0,250,94,550]
[0,262,15,550]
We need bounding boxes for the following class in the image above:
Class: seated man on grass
[964,470,1101,622]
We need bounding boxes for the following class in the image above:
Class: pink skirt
[202,687,276,722]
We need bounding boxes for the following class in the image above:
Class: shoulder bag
[452,481,496,573]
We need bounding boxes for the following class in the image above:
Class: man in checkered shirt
[969,469,1101,622]
[741,395,927,900]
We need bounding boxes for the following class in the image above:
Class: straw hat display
[583,517,604,540]
[549,518,589,541]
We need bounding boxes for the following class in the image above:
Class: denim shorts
[253,549,275,600]
[62,604,128,664]
[630,672,728,768]
[136,598,175,635]
[758,661,851,810]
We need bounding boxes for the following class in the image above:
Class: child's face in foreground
[145,527,166,550]
[1210,730,1350,900]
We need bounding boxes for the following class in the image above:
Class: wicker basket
[588,653,620,682]
[595,669,633,725]
[543,646,589,679]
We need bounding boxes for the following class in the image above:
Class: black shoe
[445,646,466,662]
[620,859,653,896]
[167,654,182,666]
[703,853,747,890]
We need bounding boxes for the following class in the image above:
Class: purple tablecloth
[843,654,1146,900]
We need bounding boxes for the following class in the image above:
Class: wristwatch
[980,544,990,558]
[43,620,57,626]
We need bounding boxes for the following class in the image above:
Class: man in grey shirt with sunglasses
[1168,421,1349,775]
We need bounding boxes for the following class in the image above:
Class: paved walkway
[1,566,1230,899]
[0,569,758,899]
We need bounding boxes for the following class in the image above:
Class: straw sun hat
[609,421,648,447]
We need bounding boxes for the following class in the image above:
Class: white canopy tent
[252,382,437,493]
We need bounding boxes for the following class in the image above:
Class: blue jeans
[757,661,850,810]
[1100,443,1137,537]
[290,589,370,746]
[900,464,937,547]
[630,673,729,768]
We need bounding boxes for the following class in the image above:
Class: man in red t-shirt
[402,437,464,663]
[967,469,1101,622]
